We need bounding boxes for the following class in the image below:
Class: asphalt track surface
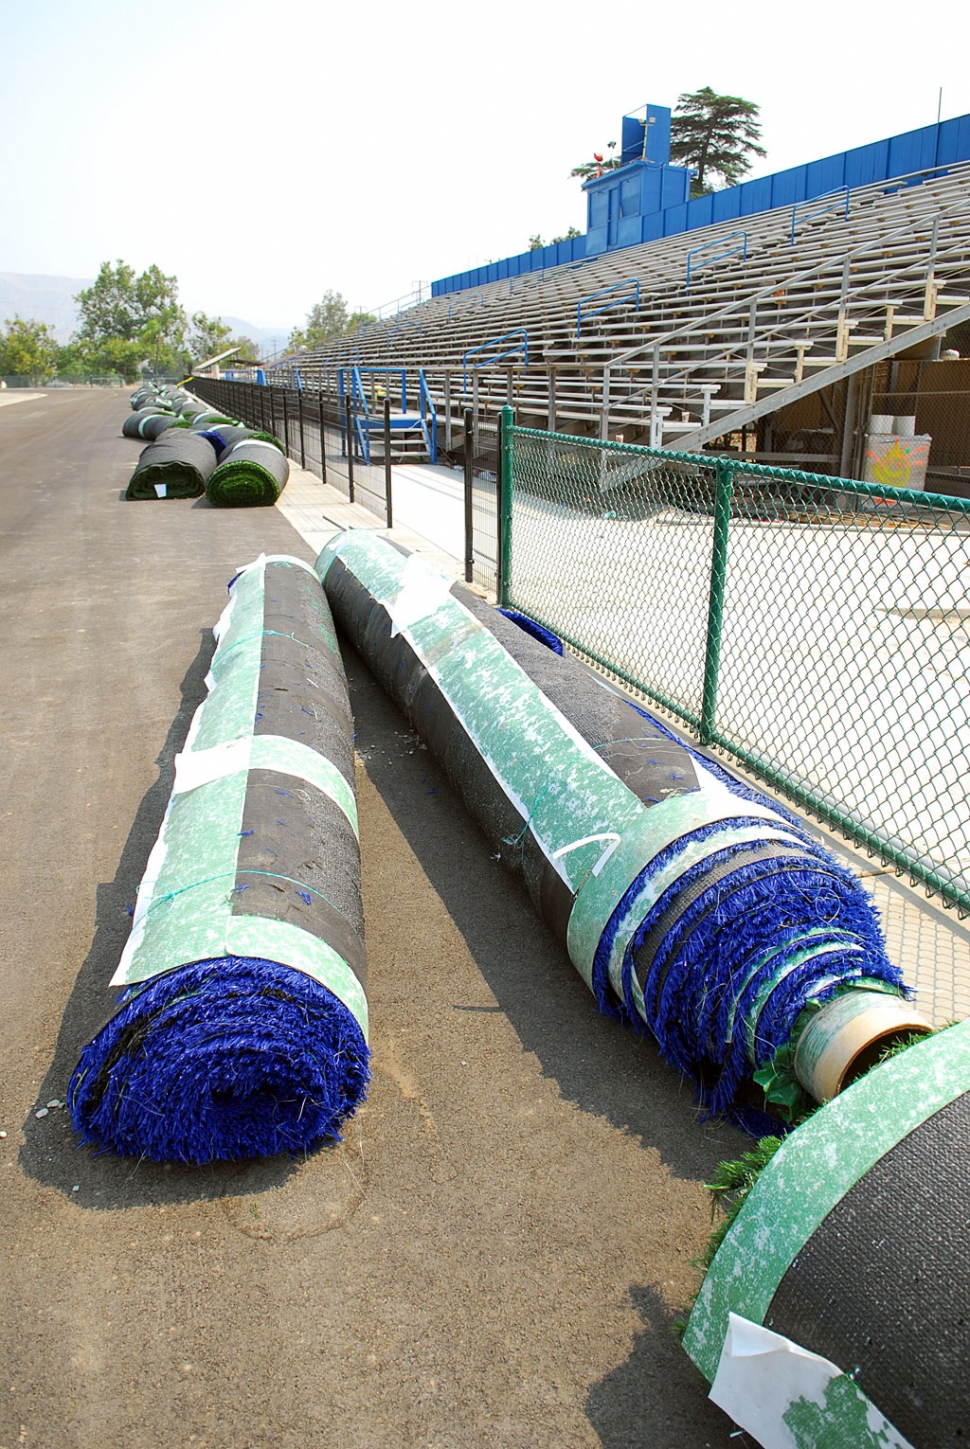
[0,389,747,1448]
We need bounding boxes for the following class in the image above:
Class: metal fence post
[463,406,474,583]
[345,394,355,503]
[497,405,514,606]
[282,391,290,457]
[383,395,393,528]
[700,458,734,745]
[298,389,306,469]
[318,392,327,483]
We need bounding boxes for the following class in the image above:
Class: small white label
[154,482,167,498]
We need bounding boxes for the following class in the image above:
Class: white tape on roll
[709,1314,912,1449]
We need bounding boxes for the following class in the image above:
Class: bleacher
[270,146,970,472]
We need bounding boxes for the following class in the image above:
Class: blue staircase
[338,366,437,466]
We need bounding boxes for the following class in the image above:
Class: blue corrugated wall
[430,114,970,299]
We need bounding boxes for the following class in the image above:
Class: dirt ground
[0,387,747,1448]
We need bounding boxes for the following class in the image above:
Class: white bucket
[869,414,895,433]
[893,415,917,437]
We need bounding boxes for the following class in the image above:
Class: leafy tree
[73,260,187,379]
[187,312,256,366]
[529,225,581,251]
[0,316,59,380]
[189,310,232,360]
[288,290,349,351]
[670,87,766,197]
[288,292,377,351]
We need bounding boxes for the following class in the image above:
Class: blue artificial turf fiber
[498,609,565,655]
[69,956,370,1164]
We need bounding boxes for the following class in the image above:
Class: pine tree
[670,87,766,198]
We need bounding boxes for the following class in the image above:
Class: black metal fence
[190,376,500,592]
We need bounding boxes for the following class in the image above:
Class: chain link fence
[504,421,970,915]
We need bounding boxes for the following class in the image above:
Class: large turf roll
[68,555,369,1162]
[317,531,906,1131]
[126,430,218,499]
[685,1021,970,1447]
[206,438,290,508]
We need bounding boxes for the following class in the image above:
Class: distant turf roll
[206,437,290,507]
[126,429,218,499]
[197,426,285,460]
[123,409,177,440]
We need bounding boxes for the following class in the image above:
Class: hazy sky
[1,0,967,331]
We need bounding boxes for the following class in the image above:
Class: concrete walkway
[276,457,470,583]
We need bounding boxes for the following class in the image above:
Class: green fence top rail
[507,422,970,516]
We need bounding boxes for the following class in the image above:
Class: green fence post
[700,458,734,745]
[498,404,514,606]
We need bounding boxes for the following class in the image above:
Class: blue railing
[462,330,528,392]
[418,369,438,464]
[685,231,748,293]
[576,278,641,336]
[338,366,437,466]
[790,187,850,245]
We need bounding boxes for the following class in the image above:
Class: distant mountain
[0,272,92,340]
[0,273,293,349]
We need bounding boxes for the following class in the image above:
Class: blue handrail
[576,278,640,336]
[346,366,407,411]
[685,231,748,293]
[791,187,850,245]
[418,368,438,465]
[340,366,439,466]
[462,330,528,392]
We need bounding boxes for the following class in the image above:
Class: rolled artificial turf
[126,429,218,499]
[122,409,177,440]
[140,412,178,440]
[196,426,285,460]
[685,1021,970,1447]
[206,438,290,507]
[317,531,906,1134]
[68,556,369,1162]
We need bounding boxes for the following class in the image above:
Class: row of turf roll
[122,381,290,505]
[69,555,368,1162]
[65,524,964,1442]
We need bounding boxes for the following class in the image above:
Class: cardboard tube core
[794,990,932,1104]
